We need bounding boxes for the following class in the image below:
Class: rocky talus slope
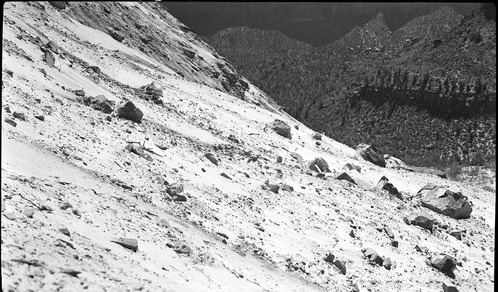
[2,2,495,292]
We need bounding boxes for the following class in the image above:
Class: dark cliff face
[204,6,496,167]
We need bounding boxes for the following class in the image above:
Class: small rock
[431,254,457,274]
[415,244,429,253]
[205,153,219,166]
[34,115,45,121]
[449,230,464,240]
[3,212,17,220]
[4,118,17,127]
[45,51,55,67]
[276,156,283,163]
[355,144,385,167]
[344,163,361,172]
[59,228,70,236]
[281,184,294,192]
[333,259,347,275]
[383,257,393,270]
[174,244,193,255]
[154,175,167,185]
[39,204,54,212]
[391,240,399,248]
[363,248,383,265]
[324,253,335,263]
[227,134,240,143]
[13,112,26,121]
[60,269,81,277]
[74,90,85,97]
[106,115,112,122]
[442,283,459,292]
[383,226,395,239]
[309,157,330,173]
[336,172,355,184]
[312,132,322,140]
[349,230,356,238]
[267,119,292,139]
[110,30,125,42]
[72,208,82,217]
[111,238,138,252]
[220,173,232,180]
[89,66,101,74]
[59,201,72,210]
[23,207,35,218]
[404,211,435,230]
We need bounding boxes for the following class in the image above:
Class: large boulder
[267,119,291,139]
[431,254,457,274]
[419,185,472,219]
[355,144,385,167]
[117,101,143,123]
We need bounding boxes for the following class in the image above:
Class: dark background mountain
[203,4,496,169]
[163,2,480,46]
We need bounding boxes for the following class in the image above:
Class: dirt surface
[1,2,495,292]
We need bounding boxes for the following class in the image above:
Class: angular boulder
[143,81,163,99]
[111,238,138,252]
[363,248,383,265]
[85,95,114,114]
[117,101,143,123]
[48,2,66,9]
[404,210,435,230]
[419,185,472,219]
[312,132,322,140]
[376,176,401,199]
[432,254,457,273]
[355,144,385,167]
[268,119,291,139]
[336,172,355,184]
[110,30,125,42]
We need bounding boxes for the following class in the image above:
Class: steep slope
[2,2,495,292]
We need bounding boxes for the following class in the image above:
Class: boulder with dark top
[442,283,459,292]
[404,210,435,230]
[383,257,393,270]
[312,132,322,140]
[13,112,26,121]
[48,2,66,9]
[204,153,219,166]
[376,176,401,199]
[90,66,101,74]
[221,80,231,92]
[333,259,347,275]
[110,30,125,42]
[117,101,143,123]
[86,95,113,114]
[45,51,55,67]
[309,157,330,173]
[336,172,355,184]
[355,144,385,167]
[363,248,383,265]
[5,118,17,127]
[432,254,457,273]
[419,185,472,219]
[111,238,138,252]
[268,119,292,139]
[183,49,195,59]
[143,81,163,98]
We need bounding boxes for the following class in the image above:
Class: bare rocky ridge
[1,2,495,292]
